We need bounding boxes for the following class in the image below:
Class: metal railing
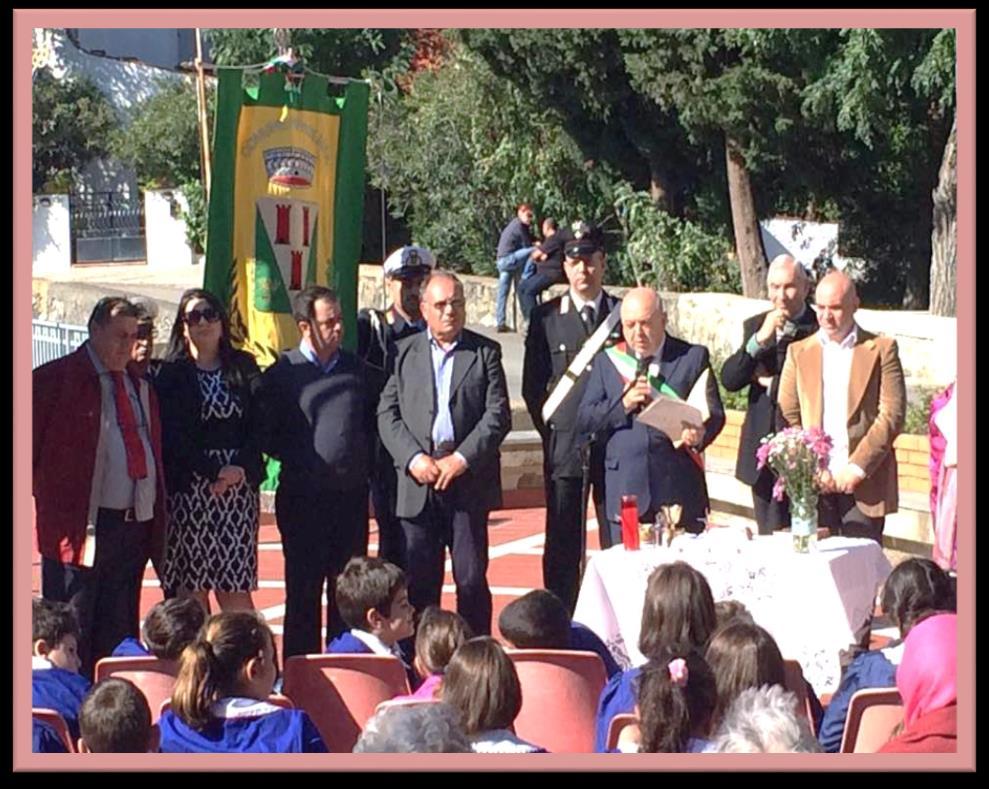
[32,319,88,369]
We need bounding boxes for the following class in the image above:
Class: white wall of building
[144,188,196,269]
[32,194,72,275]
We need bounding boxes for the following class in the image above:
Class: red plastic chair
[506,649,607,753]
[605,713,640,752]
[94,656,178,724]
[282,654,411,753]
[32,707,76,753]
[782,659,820,736]
[840,688,904,753]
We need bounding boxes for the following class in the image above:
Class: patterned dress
[163,368,259,592]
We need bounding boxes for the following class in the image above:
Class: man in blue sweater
[494,204,538,333]
[260,286,374,658]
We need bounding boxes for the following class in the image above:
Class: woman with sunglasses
[155,289,264,613]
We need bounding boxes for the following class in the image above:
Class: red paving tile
[33,507,551,659]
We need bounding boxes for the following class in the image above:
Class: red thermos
[620,494,640,550]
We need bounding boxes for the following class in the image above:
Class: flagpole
[195,28,212,205]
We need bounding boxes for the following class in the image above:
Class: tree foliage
[367,38,618,275]
[32,68,119,193]
[205,28,408,77]
[110,77,207,189]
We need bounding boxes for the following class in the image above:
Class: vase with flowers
[756,427,833,552]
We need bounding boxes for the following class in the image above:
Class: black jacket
[720,307,819,485]
[155,349,265,494]
[522,291,621,478]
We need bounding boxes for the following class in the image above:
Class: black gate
[69,191,147,263]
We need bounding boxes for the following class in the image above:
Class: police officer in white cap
[358,245,436,568]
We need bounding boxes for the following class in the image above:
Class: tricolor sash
[604,341,679,399]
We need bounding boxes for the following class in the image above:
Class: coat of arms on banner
[253,146,319,313]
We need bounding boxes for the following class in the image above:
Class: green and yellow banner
[204,67,369,365]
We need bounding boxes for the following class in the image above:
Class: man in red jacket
[33,297,168,679]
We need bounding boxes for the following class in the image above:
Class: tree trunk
[929,114,957,317]
[725,134,768,298]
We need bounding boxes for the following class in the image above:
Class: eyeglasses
[184,307,221,325]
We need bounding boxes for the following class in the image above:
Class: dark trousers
[276,486,369,659]
[401,490,492,637]
[371,461,407,570]
[818,493,885,544]
[752,472,792,535]
[41,510,151,680]
[517,272,559,322]
[543,472,607,614]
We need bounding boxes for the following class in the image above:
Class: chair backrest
[840,687,904,753]
[282,654,411,753]
[782,659,819,736]
[605,713,640,752]
[94,656,179,724]
[33,707,76,753]
[506,649,607,753]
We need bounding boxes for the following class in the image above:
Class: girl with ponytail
[159,611,326,752]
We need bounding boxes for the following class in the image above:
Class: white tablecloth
[573,530,892,695]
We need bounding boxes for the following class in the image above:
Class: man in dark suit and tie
[720,254,818,534]
[377,271,512,636]
[523,222,621,612]
[577,287,725,535]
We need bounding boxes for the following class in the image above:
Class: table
[573,529,892,695]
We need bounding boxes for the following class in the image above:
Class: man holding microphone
[577,287,725,541]
[721,254,818,535]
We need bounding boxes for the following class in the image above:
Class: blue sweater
[594,666,642,752]
[570,622,621,680]
[817,646,900,753]
[111,637,152,658]
[33,719,68,753]
[159,700,327,753]
[32,663,92,742]
[326,631,417,689]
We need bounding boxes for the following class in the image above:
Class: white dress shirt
[819,326,863,477]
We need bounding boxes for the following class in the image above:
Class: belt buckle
[123,508,136,522]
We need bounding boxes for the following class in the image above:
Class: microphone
[632,355,652,414]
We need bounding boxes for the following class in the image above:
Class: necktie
[580,304,596,334]
[110,371,148,480]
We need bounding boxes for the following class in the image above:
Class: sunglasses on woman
[185,307,221,326]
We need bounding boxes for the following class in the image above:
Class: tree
[367,37,619,274]
[32,68,118,192]
[801,29,954,307]
[205,28,409,78]
[929,115,956,316]
[110,77,205,188]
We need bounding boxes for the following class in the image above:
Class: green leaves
[32,68,119,192]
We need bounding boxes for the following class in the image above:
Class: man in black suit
[720,254,817,534]
[577,288,725,534]
[522,222,621,612]
[260,285,373,658]
[377,271,511,636]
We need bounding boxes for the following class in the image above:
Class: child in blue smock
[79,677,157,752]
[613,648,718,753]
[817,558,955,752]
[498,589,621,679]
[158,610,327,753]
[32,598,91,747]
[594,562,717,751]
[325,556,416,686]
[111,596,206,660]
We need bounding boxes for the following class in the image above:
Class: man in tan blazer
[778,270,906,542]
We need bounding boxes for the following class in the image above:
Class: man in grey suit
[377,271,512,636]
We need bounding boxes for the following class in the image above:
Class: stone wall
[358,265,956,390]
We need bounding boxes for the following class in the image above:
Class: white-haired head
[353,702,472,753]
[711,684,822,753]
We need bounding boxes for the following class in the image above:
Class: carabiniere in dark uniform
[523,288,621,613]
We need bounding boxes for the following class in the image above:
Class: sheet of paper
[636,394,704,438]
